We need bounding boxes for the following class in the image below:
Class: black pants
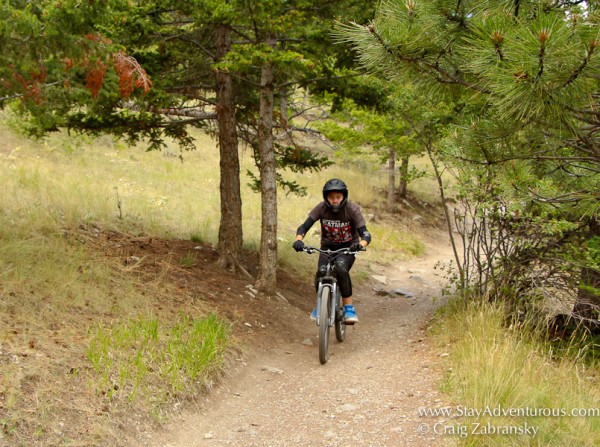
[314,251,356,299]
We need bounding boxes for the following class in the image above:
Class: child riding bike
[293,178,371,323]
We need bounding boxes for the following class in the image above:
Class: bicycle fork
[315,280,339,327]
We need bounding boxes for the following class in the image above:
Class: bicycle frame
[302,246,360,327]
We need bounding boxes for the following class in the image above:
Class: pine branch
[0,82,60,103]
[536,36,547,81]
[276,73,362,89]
[148,106,217,121]
[527,187,595,204]
[563,40,596,88]
[365,23,491,94]
[178,35,216,60]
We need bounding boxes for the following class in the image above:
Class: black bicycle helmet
[322,178,348,212]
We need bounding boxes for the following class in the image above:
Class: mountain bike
[301,246,362,364]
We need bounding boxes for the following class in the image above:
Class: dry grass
[432,300,600,446]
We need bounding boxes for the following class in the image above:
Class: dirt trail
[143,235,456,447]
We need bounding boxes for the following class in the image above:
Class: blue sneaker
[310,307,317,321]
[344,304,358,324]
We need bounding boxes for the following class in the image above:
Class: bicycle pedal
[344,320,356,325]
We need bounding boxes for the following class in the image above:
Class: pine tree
[336,0,600,320]
[1,0,378,294]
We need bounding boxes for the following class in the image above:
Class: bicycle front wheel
[318,285,331,364]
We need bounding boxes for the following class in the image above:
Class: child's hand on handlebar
[350,242,366,252]
[293,240,305,252]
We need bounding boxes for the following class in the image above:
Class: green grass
[87,313,230,409]
[181,250,198,268]
[432,300,600,446]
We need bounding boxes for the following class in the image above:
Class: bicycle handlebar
[301,245,364,256]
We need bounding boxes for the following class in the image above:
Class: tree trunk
[573,219,600,331]
[427,144,465,288]
[279,85,289,129]
[387,148,396,207]
[214,23,245,274]
[398,155,409,200]
[276,85,291,144]
[255,51,278,295]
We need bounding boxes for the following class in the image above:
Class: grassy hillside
[0,123,433,446]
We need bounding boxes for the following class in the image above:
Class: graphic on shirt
[321,219,353,244]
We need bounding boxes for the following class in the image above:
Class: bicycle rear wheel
[335,291,346,342]
[318,285,331,364]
